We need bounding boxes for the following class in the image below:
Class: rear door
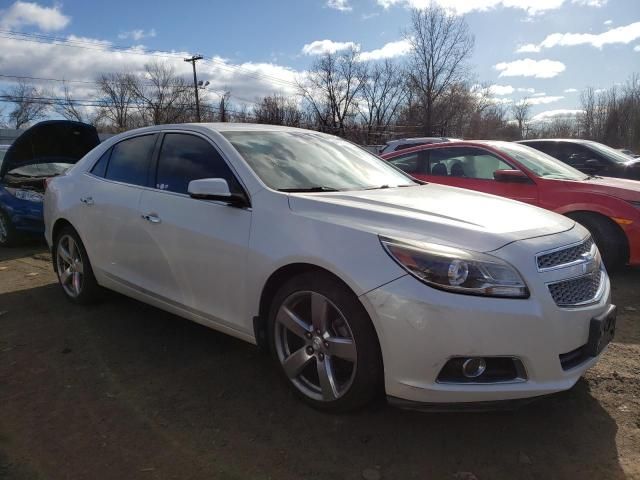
[78,133,158,286]
[136,131,252,332]
[423,146,539,205]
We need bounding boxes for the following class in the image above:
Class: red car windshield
[488,142,588,181]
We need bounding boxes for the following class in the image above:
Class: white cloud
[376,0,603,15]
[0,1,70,31]
[517,87,535,93]
[532,92,547,96]
[0,33,301,108]
[118,29,157,41]
[571,0,607,5]
[494,58,566,78]
[486,84,514,95]
[359,39,412,61]
[635,45,640,52]
[301,39,358,55]
[604,19,613,25]
[516,22,640,52]
[528,95,564,105]
[516,43,541,53]
[564,87,578,93]
[531,109,584,123]
[327,0,352,11]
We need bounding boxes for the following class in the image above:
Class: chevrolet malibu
[44,124,616,412]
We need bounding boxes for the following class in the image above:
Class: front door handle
[141,213,161,224]
[80,196,94,205]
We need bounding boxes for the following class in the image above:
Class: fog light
[462,357,487,378]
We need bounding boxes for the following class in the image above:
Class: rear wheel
[0,210,20,247]
[268,272,382,412]
[54,226,101,304]
[568,212,628,270]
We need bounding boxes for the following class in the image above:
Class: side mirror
[493,169,532,183]
[188,178,249,207]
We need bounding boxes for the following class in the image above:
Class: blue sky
[0,0,639,122]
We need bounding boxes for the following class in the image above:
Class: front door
[137,132,252,333]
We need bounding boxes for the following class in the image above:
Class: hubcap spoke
[277,306,311,339]
[311,292,329,333]
[326,337,357,362]
[317,357,339,401]
[72,272,82,294]
[60,267,73,285]
[58,245,72,264]
[282,347,314,379]
[74,260,84,274]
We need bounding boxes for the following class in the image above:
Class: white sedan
[44,124,616,412]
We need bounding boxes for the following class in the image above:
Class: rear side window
[105,135,156,186]
[91,149,111,177]
[155,133,241,195]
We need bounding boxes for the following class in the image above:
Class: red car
[382,140,640,269]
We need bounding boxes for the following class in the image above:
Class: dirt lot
[0,245,639,480]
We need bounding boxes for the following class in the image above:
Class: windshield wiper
[277,186,341,193]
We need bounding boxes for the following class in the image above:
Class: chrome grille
[537,237,594,271]
[548,272,603,307]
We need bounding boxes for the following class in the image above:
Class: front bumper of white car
[362,228,614,406]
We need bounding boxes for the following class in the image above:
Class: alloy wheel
[56,234,84,298]
[274,291,358,402]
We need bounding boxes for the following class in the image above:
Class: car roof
[518,139,589,144]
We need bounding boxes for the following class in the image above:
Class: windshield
[489,142,588,181]
[7,163,73,178]
[586,141,636,164]
[222,130,417,191]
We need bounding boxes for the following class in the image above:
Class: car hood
[574,175,640,201]
[287,184,575,253]
[0,120,100,178]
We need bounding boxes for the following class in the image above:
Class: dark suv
[518,139,640,180]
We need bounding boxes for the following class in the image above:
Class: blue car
[0,121,100,247]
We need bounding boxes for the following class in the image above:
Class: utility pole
[184,54,204,122]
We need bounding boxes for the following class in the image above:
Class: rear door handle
[141,213,161,224]
[80,196,94,205]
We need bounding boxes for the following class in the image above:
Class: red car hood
[560,176,640,202]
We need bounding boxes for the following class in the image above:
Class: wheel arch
[565,209,630,263]
[254,262,381,352]
[50,218,77,271]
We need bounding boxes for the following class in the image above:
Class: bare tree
[217,90,231,122]
[511,97,531,139]
[298,47,367,136]
[253,94,302,126]
[405,3,474,135]
[132,61,192,125]
[97,73,138,132]
[359,59,407,143]
[5,81,49,129]
[54,82,86,123]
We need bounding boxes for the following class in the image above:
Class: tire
[0,209,20,247]
[568,212,627,270]
[267,271,383,412]
[53,226,101,304]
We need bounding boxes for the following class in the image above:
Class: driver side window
[428,147,513,180]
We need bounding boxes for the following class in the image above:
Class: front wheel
[568,212,628,270]
[268,272,382,412]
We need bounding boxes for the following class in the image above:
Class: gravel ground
[0,245,639,480]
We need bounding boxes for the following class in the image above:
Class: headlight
[6,188,44,203]
[380,236,529,298]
